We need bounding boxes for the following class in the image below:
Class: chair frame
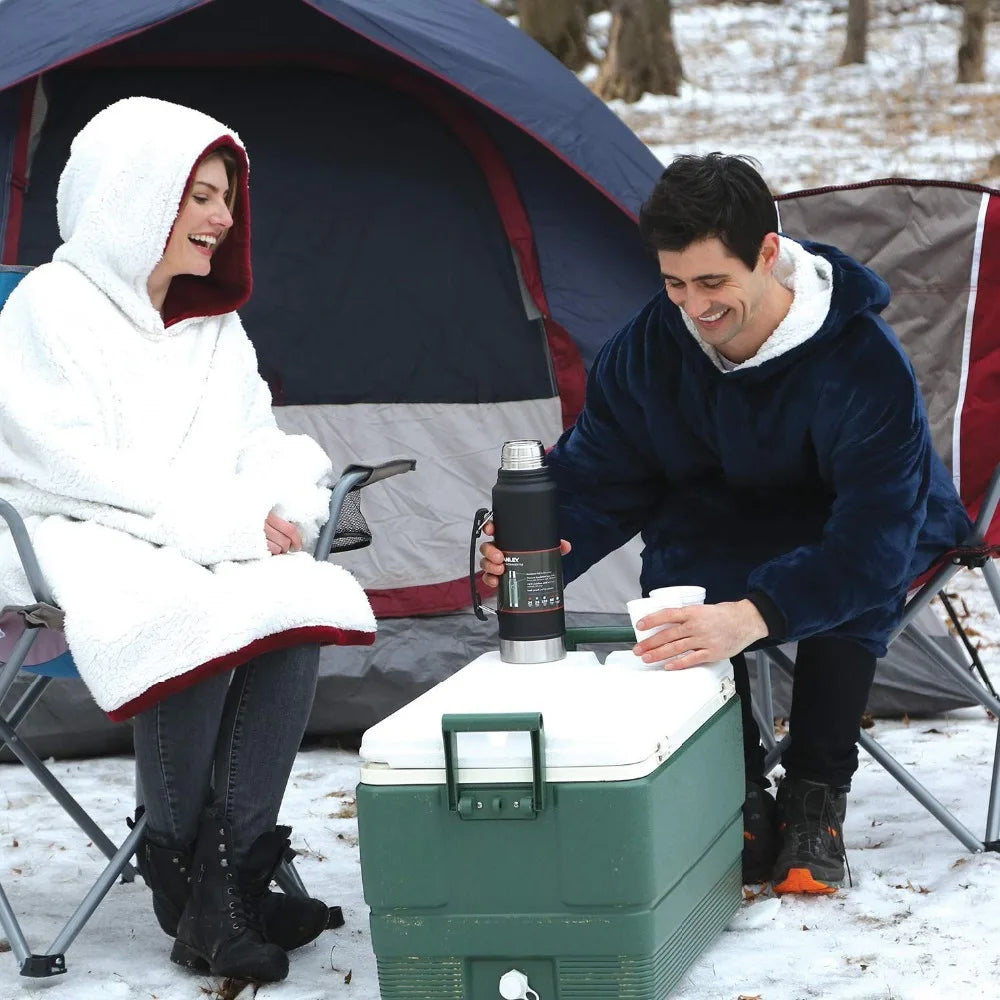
[753,462,1000,854]
[0,459,413,977]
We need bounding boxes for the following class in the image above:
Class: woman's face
[155,155,234,281]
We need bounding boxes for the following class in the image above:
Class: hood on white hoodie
[52,96,253,334]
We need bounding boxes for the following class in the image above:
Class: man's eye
[702,281,724,290]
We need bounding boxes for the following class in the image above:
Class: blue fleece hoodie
[548,240,971,656]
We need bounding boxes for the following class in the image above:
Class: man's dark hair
[638,153,778,272]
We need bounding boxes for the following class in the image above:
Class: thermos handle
[441,712,546,814]
[469,507,496,621]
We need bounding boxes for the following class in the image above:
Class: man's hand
[265,512,303,555]
[634,599,768,668]
[478,521,571,588]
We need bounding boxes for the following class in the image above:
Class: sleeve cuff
[746,589,786,640]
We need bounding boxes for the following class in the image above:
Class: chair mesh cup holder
[328,488,372,553]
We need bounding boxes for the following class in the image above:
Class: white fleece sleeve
[0,282,273,565]
[227,317,335,554]
[0,290,164,517]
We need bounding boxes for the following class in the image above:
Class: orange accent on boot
[773,868,839,895]
[744,831,755,841]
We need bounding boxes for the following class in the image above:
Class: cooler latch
[441,713,546,819]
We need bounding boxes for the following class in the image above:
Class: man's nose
[684,293,711,319]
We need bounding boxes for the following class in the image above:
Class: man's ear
[758,232,781,273]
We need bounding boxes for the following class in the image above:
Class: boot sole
[170,938,289,983]
[169,939,211,973]
[773,867,841,895]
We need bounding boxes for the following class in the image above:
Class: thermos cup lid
[500,439,545,471]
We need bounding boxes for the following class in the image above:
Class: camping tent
[0,0,982,758]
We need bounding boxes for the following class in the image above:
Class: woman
[0,97,377,982]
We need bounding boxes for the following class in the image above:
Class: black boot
[129,809,195,940]
[243,826,342,951]
[170,808,288,982]
[772,777,848,895]
[742,780,778,884]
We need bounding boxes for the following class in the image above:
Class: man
[480,153,970,894]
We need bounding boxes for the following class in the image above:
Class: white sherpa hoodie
[0,97,375,720]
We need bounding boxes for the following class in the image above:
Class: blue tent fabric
[0,0,662,218]
[2,0,662,371]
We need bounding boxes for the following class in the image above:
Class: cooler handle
[441,712,546,815]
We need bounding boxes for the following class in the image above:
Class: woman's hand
[265,512,302,555]
[633,599,768,668]
[478,520,571,588]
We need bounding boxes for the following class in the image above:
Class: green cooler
[357,651,744,1000]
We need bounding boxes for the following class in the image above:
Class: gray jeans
[132,644,320,862]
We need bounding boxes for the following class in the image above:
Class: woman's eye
[192,195,208,204]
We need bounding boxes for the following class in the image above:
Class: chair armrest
[313,459,417,561]
[0,498,56,605]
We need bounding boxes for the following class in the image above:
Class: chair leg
[0,715,137,878]
[857,727,984,852]
[748,650,779,759]
[46,814,147,962]
[274,857,308,898]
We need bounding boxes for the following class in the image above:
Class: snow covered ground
[4,2,1000,997]
[591,0,1000,193]
[1,567,998,999]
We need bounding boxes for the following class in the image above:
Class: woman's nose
[213,203,233,229]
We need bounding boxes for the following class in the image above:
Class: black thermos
[492,440,566,663]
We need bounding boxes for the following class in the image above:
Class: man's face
[657,235,779,360]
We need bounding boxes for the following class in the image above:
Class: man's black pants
[732,635,878,791]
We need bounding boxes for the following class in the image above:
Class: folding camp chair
[749,463,1000,854]
[0,263,416,977]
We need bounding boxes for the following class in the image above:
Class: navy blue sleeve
[548,330,662,585]
[747,336,931,641]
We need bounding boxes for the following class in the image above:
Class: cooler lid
[359,651,735,785]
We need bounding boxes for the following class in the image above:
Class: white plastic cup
[627,597,674,643]
[648,585,706,607]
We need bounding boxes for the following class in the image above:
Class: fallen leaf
[892,880,931,894]
[860,712,875,730]
[10,839,17,848]
[345,970,353,985]
[737,994,762,999]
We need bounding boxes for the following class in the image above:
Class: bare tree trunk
[958,0,988,83]
[839,0,868,65]
[518,0,590,72]
[594,0,684,103]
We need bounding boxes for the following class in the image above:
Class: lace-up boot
[170,808,288,982]
[244,826,341,951]
[772,777,848,894]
